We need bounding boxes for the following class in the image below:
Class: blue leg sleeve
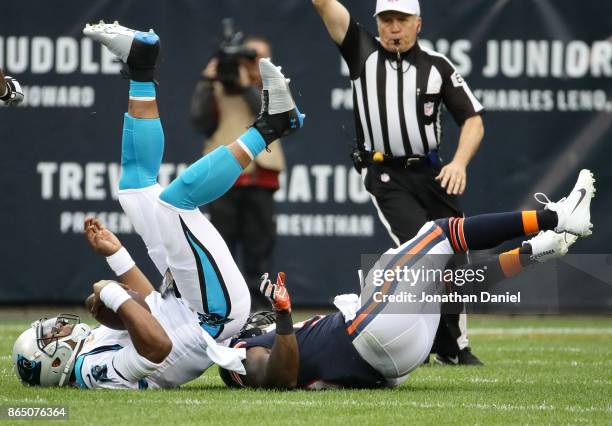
[129,80,156,98]
[118,113,164,190]
[160,145,242,209]
[239,127,266,158]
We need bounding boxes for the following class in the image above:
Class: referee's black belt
[361,151,432,168]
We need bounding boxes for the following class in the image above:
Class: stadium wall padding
[0,0,610,312]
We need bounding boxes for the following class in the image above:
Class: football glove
[259,272,291,312]
[1,76,24,106]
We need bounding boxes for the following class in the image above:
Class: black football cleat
[458,347,484,365]
[83,21,160,81]
[253,58,305,145]
[435,347,484,366]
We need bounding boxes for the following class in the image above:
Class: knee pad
[119,114,164,190]
[159,146,242,210]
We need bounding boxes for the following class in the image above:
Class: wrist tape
[275,310,294,335]
[106,247,135,276]
[99,282,131,313]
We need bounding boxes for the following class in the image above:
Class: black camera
[216,18,257,93]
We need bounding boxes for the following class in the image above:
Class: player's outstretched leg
[83,21,168,275]
[159,58,304,209]
[439,170,595,285]
[84,21,163,189]
[436,169,595,254]
[153,59,304,341]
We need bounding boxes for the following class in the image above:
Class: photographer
[190,33,285,309]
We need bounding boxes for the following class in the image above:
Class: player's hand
[238,63,252,88]
[90,280,128,315]
[0,76,24,106]
[85,292,101,317]
[435,161,467,195]
[92,279,115,296]
[201,58,218,80]
[89,280,113,316]
[84,218,122,256]
[260,272,291,312]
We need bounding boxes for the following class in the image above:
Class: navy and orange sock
[438,210,558,252]
[498,244,537,278]
[498,248,522,278]
[452,245,533,287]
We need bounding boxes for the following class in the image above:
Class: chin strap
[59,338,86,387]
[58,325,90,387]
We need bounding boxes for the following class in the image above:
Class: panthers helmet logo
[16,355,41,386]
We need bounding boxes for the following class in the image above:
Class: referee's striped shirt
[338,18,484,157]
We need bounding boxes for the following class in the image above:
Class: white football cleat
[562,232,579,249]
[534,169,595,237]
[83,21,159,81]
[524,230,571,262]
[84,22,139,62]
[258,58,296,115]
[252,58,305,145]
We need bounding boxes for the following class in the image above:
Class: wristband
[106,247,135,276]
[275,310,294,335]
[99,282,131,312]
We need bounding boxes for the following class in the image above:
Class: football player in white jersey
[12,21,304,389]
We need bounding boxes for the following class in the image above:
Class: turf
[1,316,611,425]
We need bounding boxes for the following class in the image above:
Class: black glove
[1,76,24,106]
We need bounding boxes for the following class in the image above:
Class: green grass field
[1,315,611,425]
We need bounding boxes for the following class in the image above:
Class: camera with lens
[216,18,257,93]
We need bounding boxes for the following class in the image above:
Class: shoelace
[534,192,565,209]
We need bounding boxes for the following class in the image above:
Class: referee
[313,0,485,364]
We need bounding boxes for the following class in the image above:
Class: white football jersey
[73,291,242,389]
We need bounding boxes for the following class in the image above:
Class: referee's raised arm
[312,0,350,44]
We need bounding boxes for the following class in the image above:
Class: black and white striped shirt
[338,19,483,157]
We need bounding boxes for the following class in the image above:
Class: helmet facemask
[236,310,276,340]
[13,314,91,387]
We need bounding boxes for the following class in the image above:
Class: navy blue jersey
[235,312,386,389]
